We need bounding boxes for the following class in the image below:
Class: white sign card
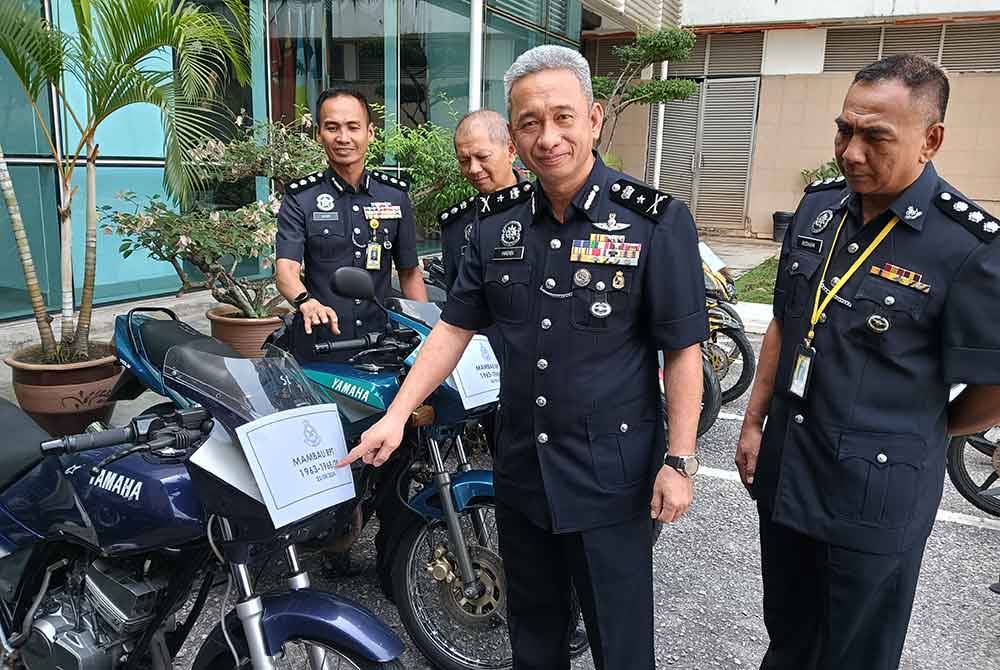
[446,334,501,410]
[235,404,356,529]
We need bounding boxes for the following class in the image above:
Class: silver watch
[664,454,701,477]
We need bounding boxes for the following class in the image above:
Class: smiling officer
[736,55,1000,669]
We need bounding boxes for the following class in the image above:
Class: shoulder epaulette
[478,182,532,218]
[370,170,410,192]
[438,196,477,225]
[286,171,325,193]
[936,191,999,244]
[804,175,847,194]
[609,179,671,221]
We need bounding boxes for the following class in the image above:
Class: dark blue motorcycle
[0,343,405,669]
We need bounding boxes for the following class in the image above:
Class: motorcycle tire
[712,327,756,405]
[946,432,1000,517]
[698,357,723,438]
[390,500,588,670]
[718,302,744,329]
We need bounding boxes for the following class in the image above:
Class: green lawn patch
[735,255,779,304]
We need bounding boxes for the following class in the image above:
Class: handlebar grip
[313,335,373,354]
[41,425,136,456]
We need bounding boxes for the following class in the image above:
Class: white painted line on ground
[699,466,1000,532]
[718,412,744,422]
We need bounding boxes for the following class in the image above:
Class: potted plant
[112,193,288,357]
[0,0,249,434]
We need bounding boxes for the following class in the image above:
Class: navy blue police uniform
[441,154,708,670]
[275,167,419,358]
[755,164,1000,669]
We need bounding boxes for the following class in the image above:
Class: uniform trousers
[758,510,926,670]
[496,501,655,670]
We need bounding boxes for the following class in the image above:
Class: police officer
[341,46,707,669]
[736,54,1000,670]
[275,88,427,355]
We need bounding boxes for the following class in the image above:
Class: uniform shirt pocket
[586,408,656,490]
[784,253,823,319]
[307,219,345,262]
[848,275,931,355]
[484,263,533,324]
[570,268,634,332]
[828,430,925,528]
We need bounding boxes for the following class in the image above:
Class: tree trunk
[0,143,57,357]
[72,140,99,359]
[58,168,75,348]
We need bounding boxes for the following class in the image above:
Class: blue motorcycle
[0,344,405,669]
[107,267,589,670]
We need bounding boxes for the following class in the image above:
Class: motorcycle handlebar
[313,334,375,355]
[40,425,136,456]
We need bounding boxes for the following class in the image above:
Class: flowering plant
[110,192,283,318]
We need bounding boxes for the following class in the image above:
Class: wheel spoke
[978,472,999,492]
[967,436,997,458]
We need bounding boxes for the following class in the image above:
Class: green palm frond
[0,4,68,102]
[162,92,233,204]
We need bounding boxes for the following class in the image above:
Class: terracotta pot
[4,346,123,437]
[206,305,291,358]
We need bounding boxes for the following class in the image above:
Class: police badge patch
[500,221,522,247]
[812,209,834,234]
[316,193,335,212]
[464,222,473,242]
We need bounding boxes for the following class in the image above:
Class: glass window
[0,1,53,156]
[487,0,542,28]
[399,0,471,128]
[482,12,542,115]
[0,165,60,319]
[268,0,389,123]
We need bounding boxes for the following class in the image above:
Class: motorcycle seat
[138,318,240,372]
[0,398,47,491]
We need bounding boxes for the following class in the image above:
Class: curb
[732,302,772,335]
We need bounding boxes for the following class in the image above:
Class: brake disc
[437,545,506,628]
[703,341,731,377]
[993,441,1000,478]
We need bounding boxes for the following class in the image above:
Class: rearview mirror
[333,267,377,301]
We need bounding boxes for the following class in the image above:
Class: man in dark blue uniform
[341,46,707,669]
[736,55,1000,670]
[275,88,427,356]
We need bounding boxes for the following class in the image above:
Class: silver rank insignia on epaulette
[287,171,324,193]
[936,191,999,243]
[609,179,671,221]
[479,182,531,218]
[804,175,846,194]
[370,170,410,191]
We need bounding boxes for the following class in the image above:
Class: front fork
[219,520,326,670]
[427,435,486,600]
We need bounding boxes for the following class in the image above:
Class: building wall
[603,101,651,179]
[761,28,827,75]
[747,72,1000,237]
[683,0,1000,27]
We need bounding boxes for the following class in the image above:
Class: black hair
[853,54,950,124]
[315,88,374,125]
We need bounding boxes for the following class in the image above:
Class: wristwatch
[664,454,701,478]
[293,291,312,309]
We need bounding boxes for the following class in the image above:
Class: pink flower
[177,235,191,250]
[102,226,114,236]
[209,211,220,224]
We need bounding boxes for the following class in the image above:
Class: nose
[335,128,351,144]
[840,134,866,167]
[537,121,561,152]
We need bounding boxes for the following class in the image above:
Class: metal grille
[624,0,663,31]
[693,78,759,230]
[591,38,631,77]
[942,23,1000,71]
[660,0,682,28]
[823,27,882,72]
[667,34,707,78]
[706,32,764,76]
[645,103,660,186]
[547,1,568,37]
[881,25,943,61]
[656,83,701,207]
[487,0,543,25]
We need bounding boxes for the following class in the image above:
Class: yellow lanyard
[806,213,900,345]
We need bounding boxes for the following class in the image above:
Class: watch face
[684,456,700,477]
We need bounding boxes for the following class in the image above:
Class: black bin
[772,211,794,243]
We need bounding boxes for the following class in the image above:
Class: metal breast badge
[500,221,522,247]
[573,268,591,287]
[316,193,335,212]
[612,270,625,290]
[812,209,833,234]
[590,301,612,318]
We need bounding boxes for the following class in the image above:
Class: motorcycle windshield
[388,298,441,328]
[162,344,324,432]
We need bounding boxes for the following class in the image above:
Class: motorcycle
[107,270,589,670]
[0,345,406,669]
[700,241,756,405]
[946,426,1000,518]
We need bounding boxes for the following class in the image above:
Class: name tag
[492,246,525,261]
[313,211,339,221]
[795,235,823,254]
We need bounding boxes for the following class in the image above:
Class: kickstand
[990,576,1000,595]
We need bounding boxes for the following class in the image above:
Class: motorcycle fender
[408,469,494,519]
[192,589,403,667]
[108,369,148,401]
[707,304,742,331]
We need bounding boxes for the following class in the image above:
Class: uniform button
[501,274,510,284]
[793,414,804,424]
[536,396,547,407]
[544,278,556,289]
[537,359,548,370]
[791,261,799,271]
[595,281,606,291]
[831,276,841,285]
[847,242,860,254]
[354,227,361,234]
[323,228,330,234]
[877,453,888,464]
[537,433,549,444]
[620,423,628,433]
[355,320,363,327]
[884,296,895,306]
[355,251,362,258]
[819,313,828,324]
[550,239,561,250]
[541,318,552,330]
[354,299,362,305]
[352,205,360,212]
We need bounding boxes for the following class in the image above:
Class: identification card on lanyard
[788,212,900,398]
[365,244,382,270]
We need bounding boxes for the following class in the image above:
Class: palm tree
[0,0,250,363]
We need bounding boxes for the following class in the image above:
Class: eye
[520,119,538,131]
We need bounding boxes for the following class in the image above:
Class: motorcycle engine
[21,559,169,670]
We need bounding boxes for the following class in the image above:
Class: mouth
[472,176,490,187]
[536,153,568,167]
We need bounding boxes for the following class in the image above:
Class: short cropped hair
[315,88,374,125]
[455,109,511,148]
[853,54,950,124]
[503,45,593,116]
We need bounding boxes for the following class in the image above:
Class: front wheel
[199,628,403,670]
[947,431,1000,517]
[705,327,756,405]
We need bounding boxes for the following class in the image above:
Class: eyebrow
[835,117,895,135]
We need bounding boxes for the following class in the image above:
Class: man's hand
[337,414,406,467]
[300,299,339,335]
[735,421,762,493]
[650,465,693,523]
